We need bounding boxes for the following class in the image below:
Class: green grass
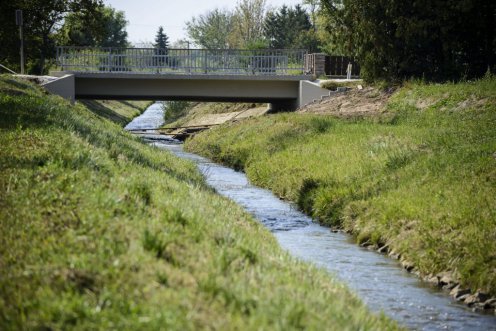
[79,100,153,126]
[163,102,264,128]
[162,101,194,124]
[320,80,363,90]
[186,76,496,296]
[0,75,399,330]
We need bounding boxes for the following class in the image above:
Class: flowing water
[126,104,496,330]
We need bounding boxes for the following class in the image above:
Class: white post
[346,62,352,80]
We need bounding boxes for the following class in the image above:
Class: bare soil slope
[299,87,394,117]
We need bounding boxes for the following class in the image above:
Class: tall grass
[0,76,398,330]
[162,101,194,124]
[186,76,496,296]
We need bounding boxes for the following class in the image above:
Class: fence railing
[305,53,360,78]
[56,47,308,76]
[325,56,360,77]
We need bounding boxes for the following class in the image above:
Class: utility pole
[15,10,24,74]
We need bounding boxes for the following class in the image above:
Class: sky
[104,0,304,46]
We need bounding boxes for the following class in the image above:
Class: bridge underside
[51,72,313,111]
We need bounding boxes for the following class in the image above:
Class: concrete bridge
[45,47,333,111]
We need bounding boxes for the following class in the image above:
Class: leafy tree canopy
[319,0,495,81]
[186,0,268,49]
[186,8,232,49]
[58,5,129,48]
[0,0,103,74]
[229,0,267,48]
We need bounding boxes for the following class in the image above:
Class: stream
[125,103,496,330]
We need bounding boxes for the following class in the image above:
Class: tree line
[1,0,493,82]
[186,0,318,51]
[0,0,319,75]
[186,0,494,81]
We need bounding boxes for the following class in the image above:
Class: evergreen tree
[154,26,169,66]
[154,26,169,50]
[263,5,313,49]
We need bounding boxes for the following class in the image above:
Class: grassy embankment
[0,76,399,330]
[186,77,496,297]
[79,100,152,126]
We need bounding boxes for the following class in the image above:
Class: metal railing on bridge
[56,47,308,76]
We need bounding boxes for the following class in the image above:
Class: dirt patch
[163,106,269,140]
[415,97,437,110]
[181,106,268,127]
[452,97,489,112]
[299,87,394,118]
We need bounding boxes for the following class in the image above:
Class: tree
[229,0,267,48]
[154,26,169,50]
[98,6,128,48]
[263,5,313,50]
[58,5,129,48]
[316,1,348,56]
[319,0,495,81]
[186,1,269,49]
[0,0,103,74]
[186,8,233,49]
[0,2,22,70]
[294,29,320,53]
[303,0,319,31]
[153,26,169,66]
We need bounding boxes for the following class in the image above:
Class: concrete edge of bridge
[42,74,75,104]
[50,71,314,82]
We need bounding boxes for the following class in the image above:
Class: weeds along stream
[127,103,496,331]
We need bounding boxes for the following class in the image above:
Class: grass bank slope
[80,100,152,126]
[186,77,496,297]
[0,76,398,330]
[163,102,264,128]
